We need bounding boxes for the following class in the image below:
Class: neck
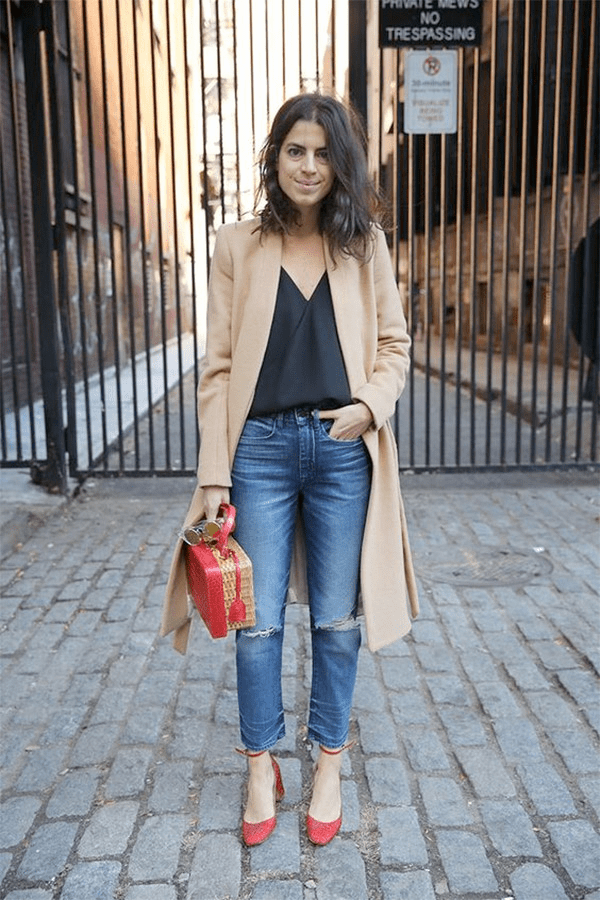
[290,204,321,237]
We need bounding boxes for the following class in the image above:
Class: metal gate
[0,0,598,488]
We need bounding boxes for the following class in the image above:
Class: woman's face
[277,119,335,213]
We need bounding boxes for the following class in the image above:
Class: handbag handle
[214,503,236,556]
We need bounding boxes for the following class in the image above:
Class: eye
[317,149,330,162]
[287,146,303,158]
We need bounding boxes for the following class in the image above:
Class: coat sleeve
[196,225,235,487]
[352,228,412,429]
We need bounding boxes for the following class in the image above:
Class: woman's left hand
[319,402,374,441]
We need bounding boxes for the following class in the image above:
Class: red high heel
[236,748,285,846]
[306,743,353,846]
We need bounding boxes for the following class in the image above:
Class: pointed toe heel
[306,812,342,845]
[236,748,285,847]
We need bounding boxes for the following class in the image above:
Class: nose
[301,152,317,173]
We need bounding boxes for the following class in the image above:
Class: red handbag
[183,503,255,639]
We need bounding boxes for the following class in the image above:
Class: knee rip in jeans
[244,624,281,639]
[314,613,360,633]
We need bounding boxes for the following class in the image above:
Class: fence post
[21,0,67,492]
[349,0,368,126]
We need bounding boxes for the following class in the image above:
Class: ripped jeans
[230,408,372,752]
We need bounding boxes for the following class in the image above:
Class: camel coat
[160,218,419,654]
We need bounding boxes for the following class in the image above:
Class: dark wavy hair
[255,93,387,263]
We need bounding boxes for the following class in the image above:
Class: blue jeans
[230,408,372,752]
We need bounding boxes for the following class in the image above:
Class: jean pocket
[240,416,277,441]
[319,417,362,444]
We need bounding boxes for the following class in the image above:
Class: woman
[161,93,419,847]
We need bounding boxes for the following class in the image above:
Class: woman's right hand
[200,485,231,521]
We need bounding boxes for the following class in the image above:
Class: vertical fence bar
[43,2,79,474]
[0,132,22,459]
[65,0,94,470]
[21,0,66,488]
[484,0,498,464]
[453,47,465,467]
[182,0,201,463]
[576,0,598,460]
[544,0,565,462]
[232,0,242,219]
[499,0,516,465]
[515,0,532,464]
[114,0,139,470]
[214,0,226,223]
[559,0,579,463]
[407,83,416,468]
[528,0,549,463]
[468,48,480,465]
[82,0,110,470]
[424,133,432,467]
[199,1,212,275]
[149,0,171,469]
[98,0,124,469]
[165,0,186,470]
[439,132,447,467]
[131,0,155,470]
[4,2,37,461]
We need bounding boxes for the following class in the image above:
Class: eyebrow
[285,141,328,152]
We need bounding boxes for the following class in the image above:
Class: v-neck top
[248,267,352,418]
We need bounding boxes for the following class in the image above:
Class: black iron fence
[0,0,598,488]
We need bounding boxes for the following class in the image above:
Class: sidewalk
[0,469,599,900]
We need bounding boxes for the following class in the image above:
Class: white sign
[404,50,458,134]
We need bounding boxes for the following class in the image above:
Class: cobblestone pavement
[0,471,599,900]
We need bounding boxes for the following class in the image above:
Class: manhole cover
[417,546,553,587]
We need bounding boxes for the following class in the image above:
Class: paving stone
[352,676,386,711]
[4,891,53,900]
[69,723,120,767]
[436,829,497,894]
[579,774,600,819]
[278,757,302,805]
[60,860,121,900]
[46,769,100,818]
[389,690,432,726]
[516,762,577,816]
[556,669,600,714]
[251,881,303,900]
[104,747,153,798]
[479,799,543,857]
[492,718,545,764]
[128,814,187,882]
[120,705,165,744]
[547,819,600,889]
[414,644,457,673]
[438,707,487,746]
[546,727,600,775]
[14,742,69,792]
[250,812,300,875]
[424,674,470,706]
[0,852,11,884]
[455,746,516,798]
[357,711,398,754]
[460,649,500,683]
[149,760,194,813]
[340,779,360,833]
[401,728,450,772]
[125,888,177,900]
[510,862,569,900]
[314,839,368,900]
[378,807,428,865]
[186,833,241,900]
[78,800,139,857]
[380,870,436,900]
[0,796,41,848]
[473,681,522,719]
[379,656,419,691]
[365,757,411,806]
[197,774,243,830]
[419,776,474,826]
[17,821,79,881]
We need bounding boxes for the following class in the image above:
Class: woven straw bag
[183,504,255,639]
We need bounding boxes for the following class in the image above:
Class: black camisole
[248,268,352,418]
